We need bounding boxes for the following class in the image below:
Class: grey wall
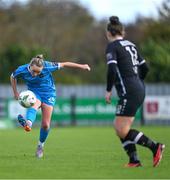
[1,83,170,99]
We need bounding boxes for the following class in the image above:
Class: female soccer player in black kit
[105,16,165,167]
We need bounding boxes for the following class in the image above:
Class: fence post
[140,104,145,126]
[70,94,76,126]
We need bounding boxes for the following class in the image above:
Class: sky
[3,0,165,23]
[79,0,165,23]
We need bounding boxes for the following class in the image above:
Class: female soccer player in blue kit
[10,54,91,158]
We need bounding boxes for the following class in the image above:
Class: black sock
[124,129,157,154]
[120,138,140,163]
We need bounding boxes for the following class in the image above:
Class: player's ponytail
[107,16,124,36]
[30,54,44,67]
[109,16,119,25]
[36,54,44,59]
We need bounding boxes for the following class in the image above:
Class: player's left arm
[105,43,117,104]
[59,62,91,71]
[105,63,117,104]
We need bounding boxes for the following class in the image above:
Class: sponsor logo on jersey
[106,53,113,60]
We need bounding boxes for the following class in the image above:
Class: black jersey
[106,38,145,78]
[105,38,149,97]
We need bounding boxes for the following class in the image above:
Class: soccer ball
[18,90,36,108]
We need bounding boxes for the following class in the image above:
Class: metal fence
[1,84,170,126]
[1,83,170,98]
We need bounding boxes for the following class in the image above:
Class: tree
[0,44,48,83]
[0,0,107,84]
[138,0,170,82]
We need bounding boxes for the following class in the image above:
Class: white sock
[27,120,32,127]
[38,141,44,147]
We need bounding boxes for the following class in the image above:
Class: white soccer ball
[18,90,36,108]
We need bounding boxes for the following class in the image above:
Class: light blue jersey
[12,61,61,106]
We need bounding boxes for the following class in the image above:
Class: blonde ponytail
[30,54,44,67]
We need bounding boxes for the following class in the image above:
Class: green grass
[0,126,170,179]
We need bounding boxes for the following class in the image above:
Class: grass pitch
[0,126,169,179]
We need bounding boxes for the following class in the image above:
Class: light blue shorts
[31,91,56,107]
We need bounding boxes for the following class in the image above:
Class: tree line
[0,0,169,84]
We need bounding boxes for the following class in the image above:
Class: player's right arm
[137,49,149,80]
[10,75,19,100]
[10,66,24,100]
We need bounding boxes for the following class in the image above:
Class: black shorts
[115,77,145,116]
